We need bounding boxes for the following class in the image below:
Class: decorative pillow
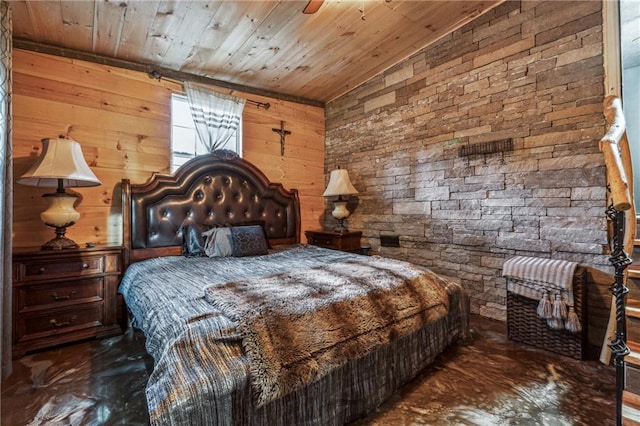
[233,220,271,248]
[203,227,234,258]
[182,223,206,257]
[231,225,269,257]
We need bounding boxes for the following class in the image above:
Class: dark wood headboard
[121,150,300,268]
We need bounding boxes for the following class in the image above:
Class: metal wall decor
[272,121,291,156]
[458,138,513,157]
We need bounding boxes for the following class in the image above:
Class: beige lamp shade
[322,169,358,197]
[17,138,101,188]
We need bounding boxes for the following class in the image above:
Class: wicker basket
[506,267,587,360]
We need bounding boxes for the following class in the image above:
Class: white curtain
[184,82,245,153]
[0,0,13,380]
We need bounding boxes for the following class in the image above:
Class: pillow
[203,227,233,258]
[231,225,269,257]
[233,220,271,248]
[182,223,206,257]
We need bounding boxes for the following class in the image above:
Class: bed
[118,150,470,425]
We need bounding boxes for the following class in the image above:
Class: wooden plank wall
[12,49,326,249]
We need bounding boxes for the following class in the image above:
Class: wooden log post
[598,95,635,426]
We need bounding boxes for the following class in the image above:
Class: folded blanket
[502,256,580,332]
[204,256,459,406]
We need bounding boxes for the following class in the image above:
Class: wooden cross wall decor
[272,121,291,156]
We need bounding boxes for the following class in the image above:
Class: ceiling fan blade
[303,0,324,14]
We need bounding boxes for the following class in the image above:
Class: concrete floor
[1,315,616,425]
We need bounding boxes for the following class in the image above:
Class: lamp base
[332,219,349,234]
[331,199,350,234]
[41,226,79,250]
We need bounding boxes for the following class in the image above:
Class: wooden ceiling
[8,0,503,105]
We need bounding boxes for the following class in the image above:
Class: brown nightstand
[305,230,362,253]
[12,246,125,358]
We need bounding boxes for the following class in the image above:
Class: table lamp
[17,137,102,250]
[322,168,358,233]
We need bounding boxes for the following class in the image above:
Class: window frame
[170,93,243,172]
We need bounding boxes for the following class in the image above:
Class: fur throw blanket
[203,256,453,406]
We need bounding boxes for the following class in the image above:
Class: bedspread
[119,245,469,425]
[204,256,453,406]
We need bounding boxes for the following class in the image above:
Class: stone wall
[325,0,610,328]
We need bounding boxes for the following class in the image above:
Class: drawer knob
[51,290,76,301]
[50,315,76,328]
[82,263,89,269]
[38,267,46,274]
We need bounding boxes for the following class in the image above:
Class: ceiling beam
[13,38,325,108]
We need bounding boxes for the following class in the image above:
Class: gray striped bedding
[119,244,469,425]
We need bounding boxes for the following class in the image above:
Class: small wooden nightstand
[305,230,362,253]
[12,246,125,358]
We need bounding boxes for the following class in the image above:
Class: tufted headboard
[121,150,300,268]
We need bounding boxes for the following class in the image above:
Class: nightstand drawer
[15,277,104,313]
[305,230,362,253]
[310,235,336,247]
[17,256,105,282]
[16,304,104,342]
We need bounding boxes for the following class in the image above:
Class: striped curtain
[0,0,13,379]
[184,82,245,153]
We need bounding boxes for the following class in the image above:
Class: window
[170,94,242,172]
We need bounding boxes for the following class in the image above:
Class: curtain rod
[147,70,270,110]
